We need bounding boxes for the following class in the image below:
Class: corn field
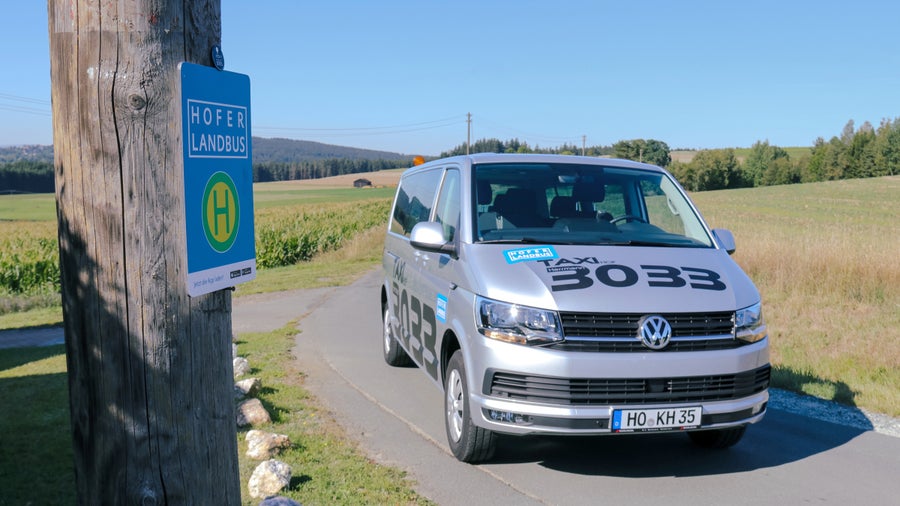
[0,221,60,295]
[0,199,392,296]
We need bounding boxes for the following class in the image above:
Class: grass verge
[0,224,431,505]
[235,325,430,505]
[0,345,75,505]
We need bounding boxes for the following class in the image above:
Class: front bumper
[465,338,771,436]
[475,389,768,435]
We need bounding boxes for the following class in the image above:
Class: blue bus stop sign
[180,62,255,297]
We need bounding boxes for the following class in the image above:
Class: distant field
[257,168,405,189]
[0,193,57,221]
[671,146,812,164]
[255,186,395,209]
[0,168,406,221]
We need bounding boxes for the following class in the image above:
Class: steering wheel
[610,214,647,224]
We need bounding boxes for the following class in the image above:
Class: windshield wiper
[620,239,699,247]
[478,237,548,244]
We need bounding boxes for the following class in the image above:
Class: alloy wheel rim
[446,369,464,441]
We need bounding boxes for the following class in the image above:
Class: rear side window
[390,169,443,236]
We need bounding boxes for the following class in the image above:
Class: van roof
[408,153,665,174]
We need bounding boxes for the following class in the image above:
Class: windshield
[473,162,714,247]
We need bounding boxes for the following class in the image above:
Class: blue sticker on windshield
[504,246,558,264]
[436,294,448,323]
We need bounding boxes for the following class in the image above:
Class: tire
[688,425,747,449]
[444,351,496,463]
[382,305,412,367]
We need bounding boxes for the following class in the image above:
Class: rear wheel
[444,351,496,463]
[688,426,747,449]
[382,305,412,366]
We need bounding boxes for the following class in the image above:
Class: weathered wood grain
[48,1,240,503]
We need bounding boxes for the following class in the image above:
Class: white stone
[245,429,292,460]
[233,357,251,378]
[234,377,262,400]
[236,398,271,427]
[248,459,292,498]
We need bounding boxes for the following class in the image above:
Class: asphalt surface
[3,271,899,505]
[294,270,900,505]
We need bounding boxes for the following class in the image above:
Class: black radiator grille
[555,311,740,352]
[488,365,770,406]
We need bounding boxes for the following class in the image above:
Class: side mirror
[712,228,736,255]
[410,222,456,256]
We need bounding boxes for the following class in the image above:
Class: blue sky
[2,1,898,156]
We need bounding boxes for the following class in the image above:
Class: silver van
[380,153,769,463]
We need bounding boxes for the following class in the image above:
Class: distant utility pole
[582,135,586,156]
[467,112,472,155]
[48,1,240,503]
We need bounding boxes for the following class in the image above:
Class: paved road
[4,272,898,504]
[294,269,900,506]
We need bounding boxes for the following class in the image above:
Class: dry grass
[693,176,900,415]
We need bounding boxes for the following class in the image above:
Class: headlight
[476,296,563,346]
[735,302,767,343]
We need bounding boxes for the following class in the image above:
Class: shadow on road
[488,408,870,477]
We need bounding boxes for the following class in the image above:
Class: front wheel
[687,426,747,449]
[444,351,496,463]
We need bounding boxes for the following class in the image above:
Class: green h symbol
[213,187,231,235]
[202,172,240,253]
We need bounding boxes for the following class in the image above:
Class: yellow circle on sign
[202,172,240,252]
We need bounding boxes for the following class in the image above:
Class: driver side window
[434,169,460,242]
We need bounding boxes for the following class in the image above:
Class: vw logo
[638,315,672,350]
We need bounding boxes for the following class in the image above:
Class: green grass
[0,304,62,330]
[0,193,57,221]
[0,344,75,505]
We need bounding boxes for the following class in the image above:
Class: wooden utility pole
[48,1,240,503]
[466,112,472,155]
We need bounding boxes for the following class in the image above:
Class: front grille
[488,365,770,406]
[555,311,741,352]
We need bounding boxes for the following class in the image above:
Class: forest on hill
[1,117,897,193]
[0,137,413,193]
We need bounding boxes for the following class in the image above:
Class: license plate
[612,406,702,432]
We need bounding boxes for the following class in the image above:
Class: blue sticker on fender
[436,294,448,323]
[504,246,558,264]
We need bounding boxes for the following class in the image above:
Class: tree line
[2,118,898,193]
[252,157,410,182]
[668,118,899,191]
[440,138,616,158]
[0,160,55,193]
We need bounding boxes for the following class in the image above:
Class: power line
[0,92,52,117]
[476,115,580,145]
[254,115,466,134]
[0,104,51,116]
[0,92,50,105]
